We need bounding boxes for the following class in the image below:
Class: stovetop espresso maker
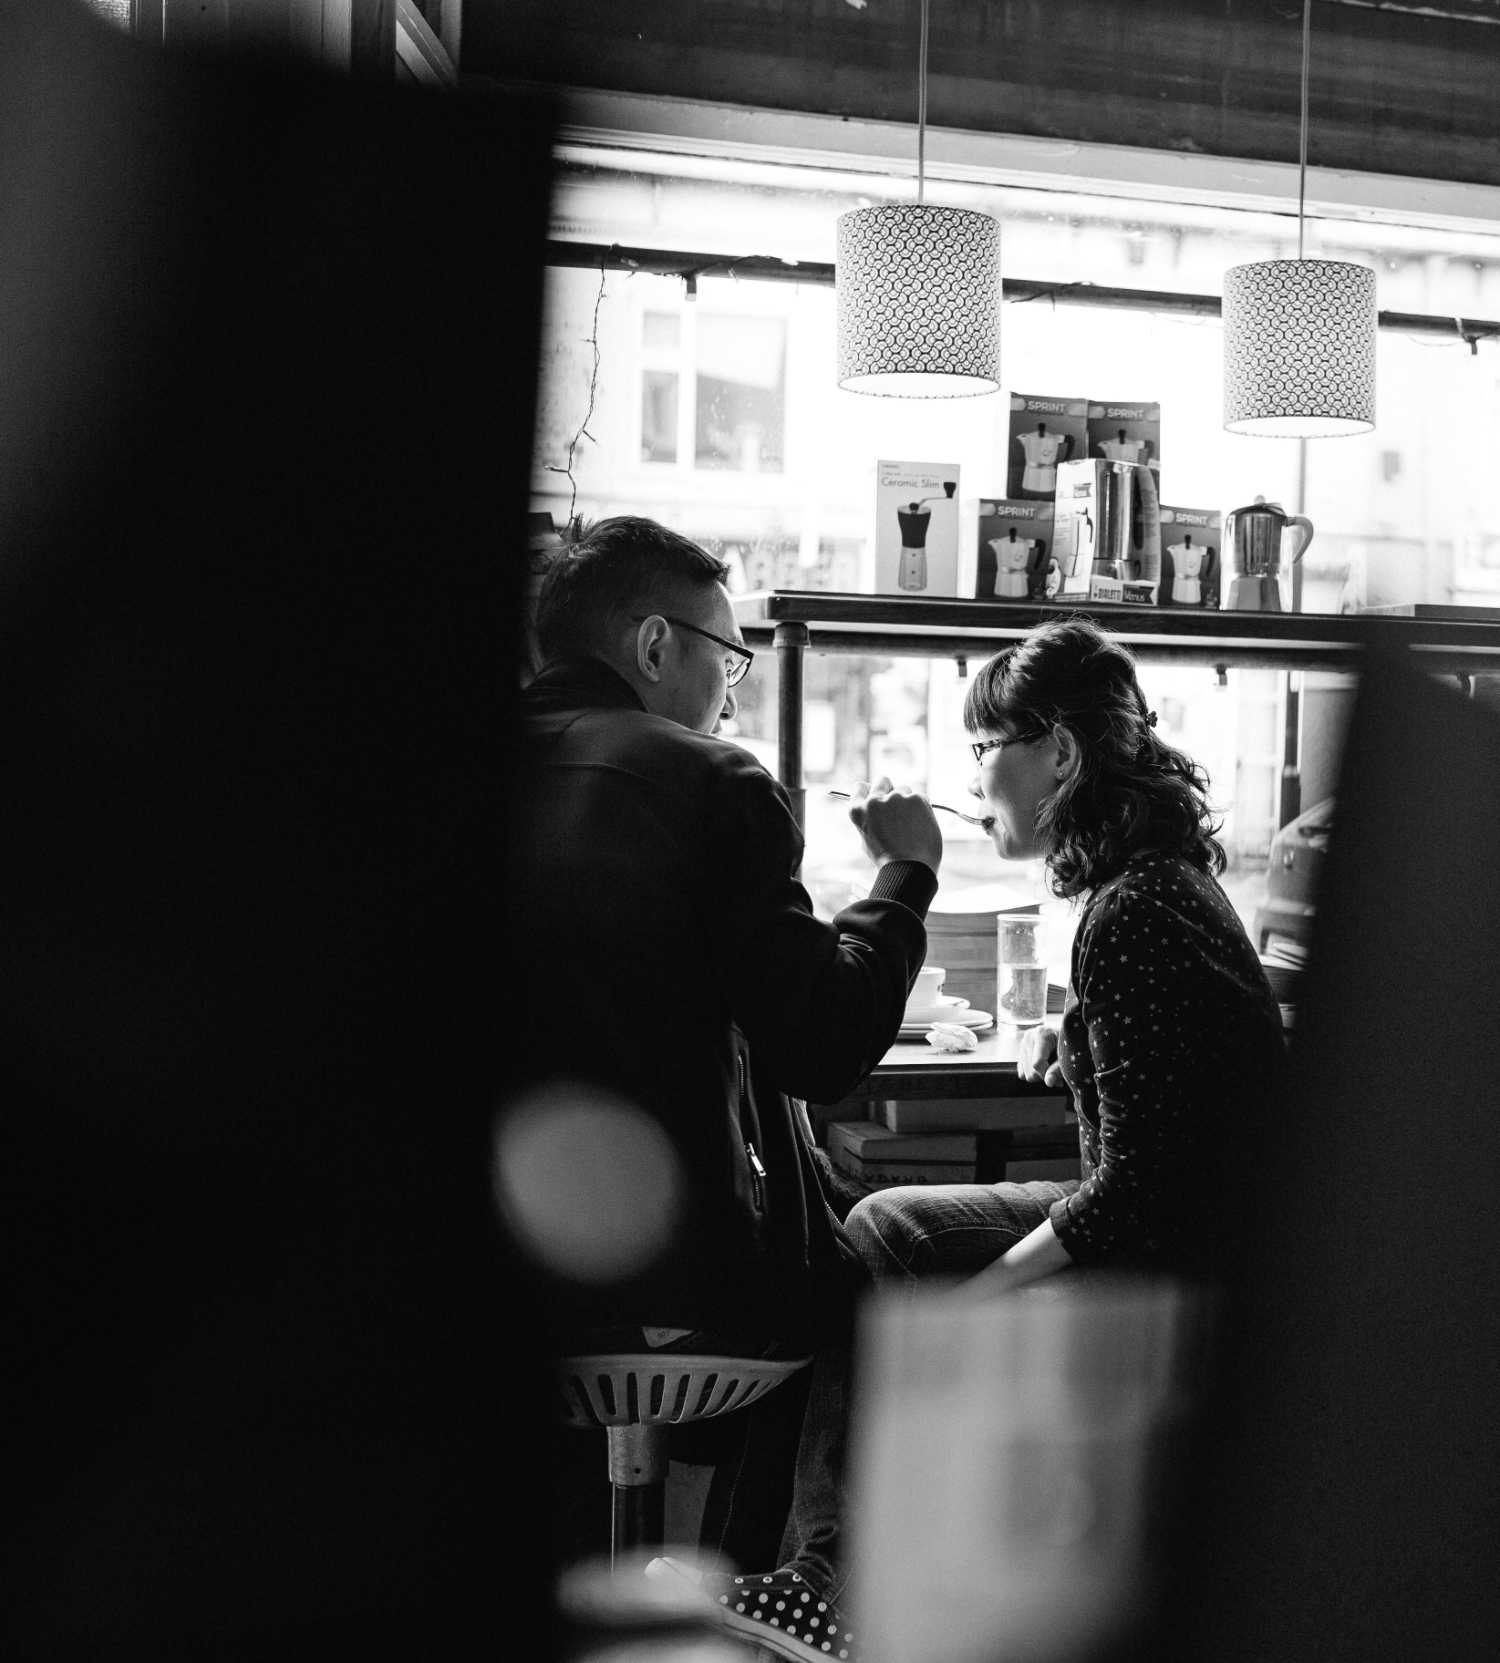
[1223,496,1315,612]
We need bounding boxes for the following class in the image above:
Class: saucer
[897,1007,993,1038]
[902,994,969,1024]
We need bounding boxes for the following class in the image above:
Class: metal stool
[556,1351,811,1563]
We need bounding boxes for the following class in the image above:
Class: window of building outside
[83,0,132,27]
[639,307,787,472]
[532,131,1500,951]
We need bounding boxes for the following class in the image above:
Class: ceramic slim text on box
[874,460,962,596]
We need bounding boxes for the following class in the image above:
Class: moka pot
[1224,496,1315,612]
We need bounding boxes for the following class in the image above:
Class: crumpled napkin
[924,1022,978,1053]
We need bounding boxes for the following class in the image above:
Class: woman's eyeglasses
[634,614,755,686]
[970,731,1043,764]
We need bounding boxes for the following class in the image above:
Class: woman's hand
[949,1217,1074,1300]
[1017,1023,1063,1088]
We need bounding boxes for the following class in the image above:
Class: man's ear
[634,614,669,684]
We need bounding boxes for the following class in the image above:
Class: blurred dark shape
[1154,641,1500,1662]
[524,511,565,682]
[1251,794,1334,952]
[1,2,554,1654]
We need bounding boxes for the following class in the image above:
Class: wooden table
[819,1021,1078,1186]
[851,1024,1065,1103]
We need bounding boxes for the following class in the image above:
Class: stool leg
[605,1422,669,1563]
[612,1482,665,1560]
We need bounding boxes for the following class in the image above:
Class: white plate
[897,1007,993,1038]
[902,995,970,1024]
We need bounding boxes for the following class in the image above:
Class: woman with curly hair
[844,615,1287,1297]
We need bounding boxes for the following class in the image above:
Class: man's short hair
[533,515,729,664]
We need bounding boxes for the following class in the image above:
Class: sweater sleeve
[718,758,936,1106]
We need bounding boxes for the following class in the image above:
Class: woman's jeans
[705,1180,1081,1600]
[844,1179,1080,1286]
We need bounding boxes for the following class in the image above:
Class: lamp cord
[916,0,928,205]
[1297,0,1311,260]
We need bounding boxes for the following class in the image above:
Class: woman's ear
[1051,723,1079,781]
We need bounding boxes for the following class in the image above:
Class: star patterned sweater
[1050,852,1285,1273]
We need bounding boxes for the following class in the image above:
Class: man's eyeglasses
[634,614,755,687]
[971,731,1043,765]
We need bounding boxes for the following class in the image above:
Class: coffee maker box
[1159,506,1223,609]
[1006,394,1088,501]
[874,460,961,596]
[1051,458,1163,606]
[1085,401,1162,484]
[975,499,1055,602]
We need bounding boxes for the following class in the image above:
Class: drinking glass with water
[997,916,1047,1027]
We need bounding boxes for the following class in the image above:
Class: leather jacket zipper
[745,1141,767,1212]
[736,1052,767,1213]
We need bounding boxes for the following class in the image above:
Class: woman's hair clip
[1145,709,1159,728]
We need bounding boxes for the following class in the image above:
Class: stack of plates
[898,996,994,1040]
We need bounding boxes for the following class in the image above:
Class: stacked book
[923,891,1040,1013]
[828,1100,1079,1190]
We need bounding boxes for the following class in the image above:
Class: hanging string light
[1222,0,1376,436]
[835,0,1001,397]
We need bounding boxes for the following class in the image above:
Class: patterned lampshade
[1223,258,1377,436]
[836,203,1001,397]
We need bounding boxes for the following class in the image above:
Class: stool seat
[557,1351,810,1430]
[556,1351,811,1562]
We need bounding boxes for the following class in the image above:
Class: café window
[639,307,787,473]
[532,122,1500,931]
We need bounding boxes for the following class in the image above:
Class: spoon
[827,789,993,828]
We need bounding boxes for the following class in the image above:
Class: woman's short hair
[532,515,729,664]
[964,616,1225,897]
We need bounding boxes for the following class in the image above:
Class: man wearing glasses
[505,514,943,1576]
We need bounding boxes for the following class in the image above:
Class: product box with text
[1050,457,1163,606]
[975,499,1056,601]
[874,460,961,596]
[1085,400,1162,482]
[1005,394,1089,500]
[1159,505,1223,609]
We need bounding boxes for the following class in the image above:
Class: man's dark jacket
[508,657,937,1349]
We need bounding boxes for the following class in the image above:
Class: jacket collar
[525,655,647,714]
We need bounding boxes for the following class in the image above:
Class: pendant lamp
[1223,0,1376,436]
[836,0,1001,397]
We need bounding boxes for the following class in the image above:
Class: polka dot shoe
[647,1558,857,1663]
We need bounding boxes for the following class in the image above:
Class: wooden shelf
[733,590,1500,674]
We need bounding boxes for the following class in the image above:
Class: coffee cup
[905,965,948,1019]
